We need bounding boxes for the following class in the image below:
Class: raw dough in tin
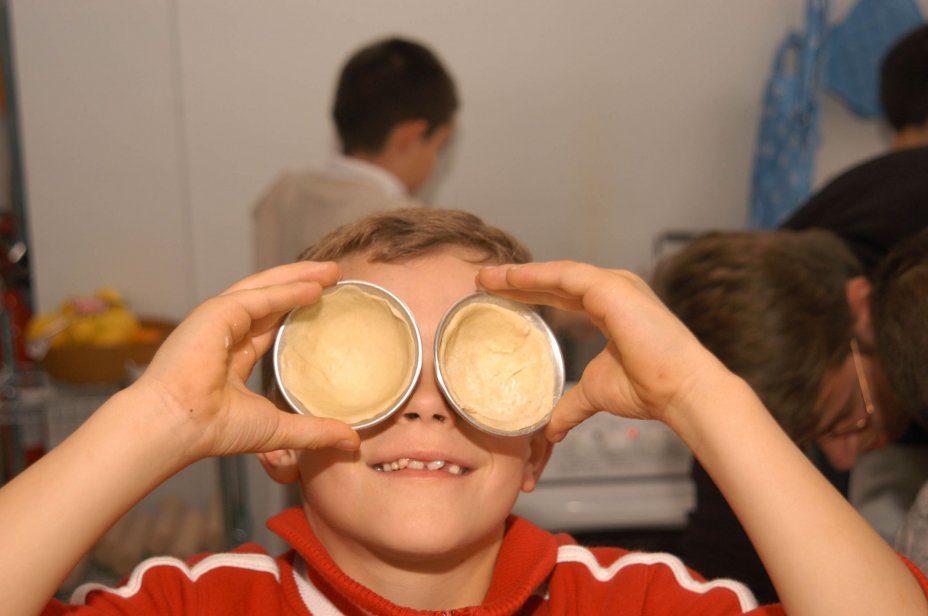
[439,302,555,432]
[279,285,416,424]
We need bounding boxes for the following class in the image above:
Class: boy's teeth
[375,458,467,475]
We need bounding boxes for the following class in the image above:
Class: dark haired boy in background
[254,36,459,271]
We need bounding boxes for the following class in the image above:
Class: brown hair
[300,207,531,265]
[871,228,928,430]
[652,229,862,443]
[333,37,458,154]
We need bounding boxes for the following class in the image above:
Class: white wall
[12,1,196,318]
[11,0,916,320]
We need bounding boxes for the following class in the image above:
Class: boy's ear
[846,275,874,346]
[386,119,429,154]
[256,449,301,485]
[521,431,554,493]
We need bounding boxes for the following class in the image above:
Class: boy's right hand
[134,261,360,461]
[0,262,357,614]
[476,261,732,441]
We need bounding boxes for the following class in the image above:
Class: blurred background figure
[781,24,928,275]
[253,36,459,271]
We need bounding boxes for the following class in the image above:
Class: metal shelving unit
[0,2,251,598]
[0,370,252,598]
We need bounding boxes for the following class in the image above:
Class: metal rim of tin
[433,292,565,437]
[273,280,423,430]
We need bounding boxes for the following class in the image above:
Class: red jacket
[45,507,928,615]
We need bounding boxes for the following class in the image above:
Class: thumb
[545,384,598,443]
[266,413,361,452]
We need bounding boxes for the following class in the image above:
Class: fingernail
[335,439,358,451]
[549,431,567,443]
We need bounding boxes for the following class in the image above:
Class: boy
[253,37,458,270]
[1,209,926,615]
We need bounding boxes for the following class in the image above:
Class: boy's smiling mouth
[372,457,471,476]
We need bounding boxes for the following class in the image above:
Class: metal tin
[434,292,565,436]
[273,280,422,430]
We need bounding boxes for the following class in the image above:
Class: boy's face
[812,283,910,471]
[814,350,888,470]
[406,118,455,194]
[269,248,551,571]
[814,345,906,471]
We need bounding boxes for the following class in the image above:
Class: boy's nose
[397,408,456,425]
[395,367,457,428]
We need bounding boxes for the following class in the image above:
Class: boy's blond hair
[264,208,532,396]
[299,208,531,265]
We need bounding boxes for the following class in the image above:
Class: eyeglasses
[820,339,879,440]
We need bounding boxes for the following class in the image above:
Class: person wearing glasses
[651,228,918,604]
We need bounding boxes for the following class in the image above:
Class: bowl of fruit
[26,288,175,384]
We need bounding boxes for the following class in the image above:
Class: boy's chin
[361,520,506,567]
[308,503,509,567]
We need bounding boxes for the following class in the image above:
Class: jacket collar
[327,154,407,199]
[268,507,558,615]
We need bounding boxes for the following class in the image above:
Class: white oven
[513,401,695,534]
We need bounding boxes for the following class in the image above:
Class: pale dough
[279,285,416,424]
[439,302,555,432]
